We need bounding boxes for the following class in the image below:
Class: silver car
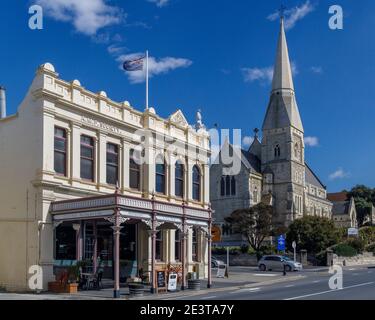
[258,255,303,272]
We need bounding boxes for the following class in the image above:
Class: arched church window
[231,176,236,196]
[225,176,231,196]
[294,142,300,160]
[253,187,258,203]
[220,177,225,196]
[274,144,281,158]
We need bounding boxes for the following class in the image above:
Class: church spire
[271,16,294,93]
[262,15,303,132]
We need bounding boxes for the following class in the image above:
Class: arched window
[220,177,225,196]
[253,187,258,203]
[231,176,236,196]
[175,161,184,198]
[156,155,166,194]
[274,144,281,158]
[192,165,201,201]
[225,176,231,196]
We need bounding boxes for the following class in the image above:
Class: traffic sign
[292,241,296,249]
[277,235,285,251]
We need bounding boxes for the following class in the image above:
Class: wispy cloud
[267,1,315,30]
[36,0,125,36]
[242,136,255,148]
[310,66,323,74]
[329,168,350,180]
[117,53,192,84]
[304,136,319,147]
[242,62,298,84]
[147,0,170,7]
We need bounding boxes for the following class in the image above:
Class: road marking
[230,287,261,294]
[253,273,279,277]
[312,280,320,283]
[349,268,356,271]
[285,282,375,300]
[284,284,295,288]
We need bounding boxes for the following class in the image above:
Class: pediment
[169,109,189,127]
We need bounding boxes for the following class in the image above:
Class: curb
[129,274,305,300]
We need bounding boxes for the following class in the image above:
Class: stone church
[210,17,333,244]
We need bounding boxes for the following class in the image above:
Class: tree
[225,203,273,256]
[286,216,340,254]
[348,185,375,226]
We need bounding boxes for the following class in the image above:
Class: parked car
[211,256,225,268]
[258,255,303,272]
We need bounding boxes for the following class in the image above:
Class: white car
[258,255,303,272]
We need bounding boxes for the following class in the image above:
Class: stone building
[210,17,332,239]
[327,192,358,228]
[0,62,211,295]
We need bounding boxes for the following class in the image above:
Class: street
[157,265,375,300]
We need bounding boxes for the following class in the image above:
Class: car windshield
[282,256,291,261]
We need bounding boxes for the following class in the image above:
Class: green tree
[348,185,374,226]
[225,203,273,256]
[286,216,340,254]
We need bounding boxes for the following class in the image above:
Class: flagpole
[146,50,149,110]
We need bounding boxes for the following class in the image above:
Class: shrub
[359,226,375,246]
[240,245,249,254]
[365,243,375,253]
[332,243,357,257]
[315,250,327,266]
[346,238,365,253]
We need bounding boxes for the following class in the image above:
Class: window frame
[155,230,163,261]
[174,229,181,262]
[80,135,95,182]
[192,165,201,202]
[155,156,166,195]
[54,126,67,176]
[106,142,119,186]
[129,149,141,190]
[175,161,184,198]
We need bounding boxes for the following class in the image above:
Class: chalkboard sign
[156,270,167,292]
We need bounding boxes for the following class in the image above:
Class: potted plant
[65,265,79,293]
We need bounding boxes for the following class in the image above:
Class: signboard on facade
[211,225,222,242]
[348,228,359,236]
[167,273,178,292]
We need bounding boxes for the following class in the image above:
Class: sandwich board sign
[168,273,177,292]
[216,264,226,278]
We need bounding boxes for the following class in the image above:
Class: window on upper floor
[274,144,281,158]
[106,143,119,185]
[192,165,201,201]
[175,161,184,198]
[80,135,95,181]
[156,155,166,194]
[54,127,67,176]
[221,176,236,197]
[129,149,141,190]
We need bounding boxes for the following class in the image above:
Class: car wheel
[259,264,266,272]
[211,262,216,268]
[285,265,292,272]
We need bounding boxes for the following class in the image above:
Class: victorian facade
[210,17,333,242]
[0,62,211,295]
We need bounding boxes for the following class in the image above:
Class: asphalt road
[175,265,375,300]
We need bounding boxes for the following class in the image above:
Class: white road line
[230,288,261,294]
[312,280,321,283]
[285,282,374,300]
[284,284,295,288]
[252,274,278,277]
[349,268,356,271]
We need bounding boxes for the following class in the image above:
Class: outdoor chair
[88,270,103,290]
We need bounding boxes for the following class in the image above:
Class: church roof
[331,201,350,216]
[305,163,326,189]
[241,149,261,173]
[248,136,261,159]
[327,192,349,202]
[262,17,304,132]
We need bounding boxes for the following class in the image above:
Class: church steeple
[262,16,304,132]
[271,17,294,93]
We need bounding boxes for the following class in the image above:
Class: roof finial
[279,4,287,20]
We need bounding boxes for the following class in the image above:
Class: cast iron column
[181,201,187,290]
[112,208,122,298]
[150,193,157,294]
[207,204,212,288]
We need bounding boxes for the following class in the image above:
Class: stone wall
[214,254,258,266]
[333,252,375,266]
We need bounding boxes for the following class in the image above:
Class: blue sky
[1,0,375,192]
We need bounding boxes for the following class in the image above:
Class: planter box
[48,282,78,294]
[187,279,201,291]
[129,284,144,297]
